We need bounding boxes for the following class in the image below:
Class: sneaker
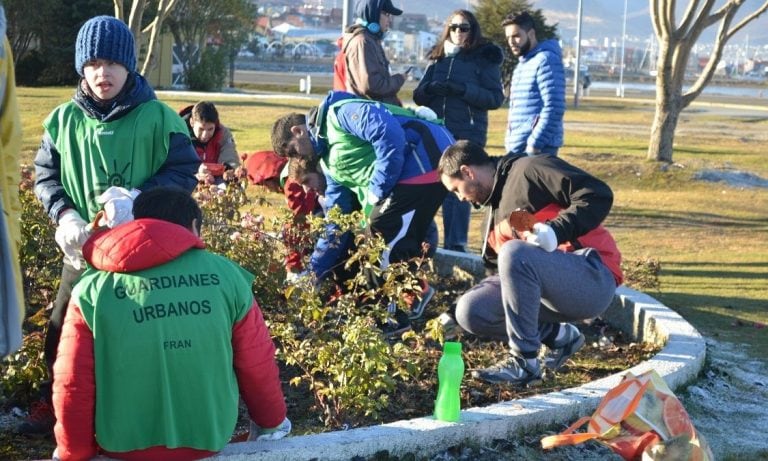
[16,399,55,436]
[543,323,586,371]
[437,312,462,340]
[380,309,412,338]
[472,355,542,386]
[407,284,435,320]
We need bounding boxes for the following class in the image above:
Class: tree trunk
[647,91,682,163]
[647,0,768,163]
[647,33,685,163]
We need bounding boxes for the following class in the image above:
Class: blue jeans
[442,193,470,252]
[424,220,438,257]
[455,240,617,358]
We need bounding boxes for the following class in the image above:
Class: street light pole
[573,0,583,108]
[342,0,354,33]
[618,0,627,97]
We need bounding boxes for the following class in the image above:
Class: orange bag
[541,369,713,461]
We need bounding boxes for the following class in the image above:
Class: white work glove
[523,222,558,252]
[285,270,308,284]
[247,417,292,441]
[366,189,380,208]
[55,209,92,270]
[413,106,438,121]
[96,186,140,228]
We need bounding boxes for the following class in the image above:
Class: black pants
[332,181,447,291]
[40,262,84,401]
[368,181,447,268]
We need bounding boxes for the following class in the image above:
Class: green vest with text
[73,249,254,452]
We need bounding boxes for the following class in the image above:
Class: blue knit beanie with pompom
[75,16,136,76]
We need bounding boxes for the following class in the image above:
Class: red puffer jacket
[53,219,286,461]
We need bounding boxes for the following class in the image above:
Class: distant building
[395,13,429,34]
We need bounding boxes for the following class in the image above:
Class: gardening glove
[248,417,292,441]
[427,81,449,96]
[96,186,140,228]
[523,222,558,252]
[413,105,438,122]
[55,209,92,270]
[366,189,381,208]
[285,270,309,284]
[525,145,541,155]
[445,81,466,96]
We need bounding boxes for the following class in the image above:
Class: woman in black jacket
[414,9,504,252]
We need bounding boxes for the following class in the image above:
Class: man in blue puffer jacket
[502,11,565,156]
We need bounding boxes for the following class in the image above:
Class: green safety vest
[73,249,254,452]
[44,100,188,221]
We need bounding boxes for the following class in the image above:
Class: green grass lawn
[16,86,768,358]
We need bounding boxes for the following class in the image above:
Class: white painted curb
[213,251,706,461]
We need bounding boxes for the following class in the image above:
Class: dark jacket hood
[477,42,504,65]
[485,154,524,208]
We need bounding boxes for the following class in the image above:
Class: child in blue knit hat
[17,15,201,437]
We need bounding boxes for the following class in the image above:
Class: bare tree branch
[139,0,181,75]
[127,0,146,32]
[114,0,124,20]
[664,0,677,37]
[658,0,674,38]
[725,0,768,40]
[650,0,667,38]
[678,0,704,34]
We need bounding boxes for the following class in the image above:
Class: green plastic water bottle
[434,341,464,422]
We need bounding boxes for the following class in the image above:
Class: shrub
[194,173,431,427]
[273,208,427,427]
[17,165,59,322]
[0,332,46,404]
[4,165,437,428]
[185,47,227,92]
[196,168,286,309]
[1,166,59,404]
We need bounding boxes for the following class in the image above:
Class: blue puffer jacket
[414,42,504,146]
[504,39,566,155]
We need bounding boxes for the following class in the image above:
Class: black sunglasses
[449,24,471,33]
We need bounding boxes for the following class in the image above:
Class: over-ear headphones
[355,18,381,34]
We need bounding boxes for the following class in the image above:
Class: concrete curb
[214,251,706,460]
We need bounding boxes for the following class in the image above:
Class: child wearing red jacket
[52,187,289,460]
[180,101,241,181]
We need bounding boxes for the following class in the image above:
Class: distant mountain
[402,0,768,48]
